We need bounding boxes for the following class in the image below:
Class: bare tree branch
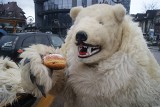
[0,0,4,4]
[142,0,160,12]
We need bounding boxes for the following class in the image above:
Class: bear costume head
[67,4,126,64]
[63,4,159,78]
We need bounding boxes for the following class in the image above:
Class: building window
[87,0,92,6]
[98,0,103,3]
[157,17,160,23]
[44,2,48,11]
[63,0,72,9]
[53,0,61,9]
[0,11,3,16]
[8,11,13,15]
[45,0,72,10]
[77,0,82,6]
[19,12,24,17]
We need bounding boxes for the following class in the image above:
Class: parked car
[0,32,64,63]
[0,32,64,107]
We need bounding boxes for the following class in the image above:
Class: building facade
[34,0,131,36]
[134,10,160,35]
[154,10,160,37]
[133,10,160,43]
[0,2,26,33]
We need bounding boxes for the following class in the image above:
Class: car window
[50,36,63,47]
[0,36,18,50]
[21,36,35,48]
[35,35,50,46]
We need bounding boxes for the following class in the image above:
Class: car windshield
[50,36,63,47]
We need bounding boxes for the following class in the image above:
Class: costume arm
[19,44,59,97]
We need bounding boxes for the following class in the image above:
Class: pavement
[149,46,160,64]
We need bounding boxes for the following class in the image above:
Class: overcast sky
[130,0,160,14]
[3,0,160,22]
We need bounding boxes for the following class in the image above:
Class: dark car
[0,32,64,63]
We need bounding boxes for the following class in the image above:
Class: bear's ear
[70,6,83,20]
[113,4,126,22]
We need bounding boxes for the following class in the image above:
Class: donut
[43,54,66,70]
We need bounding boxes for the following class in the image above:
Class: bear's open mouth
[76,43,101,58]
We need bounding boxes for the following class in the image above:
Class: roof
[145,10,158,19]
[0,2,26,19]
[133,13,146,21]
[133,10,159,21]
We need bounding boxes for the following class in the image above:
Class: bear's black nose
[76,31,87,42]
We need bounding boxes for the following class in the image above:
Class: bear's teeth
[78,44,101,58]
[84,46,87,48]
[87,47,92,55]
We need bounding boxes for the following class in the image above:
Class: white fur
[1,4,160,107]
[62,4,160,107]
[0,57,24,106]
[64,52,160,107]
[19,44,56,97]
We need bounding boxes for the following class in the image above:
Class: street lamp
[111,0,122,4]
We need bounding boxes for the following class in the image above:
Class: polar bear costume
[0,4,160,107]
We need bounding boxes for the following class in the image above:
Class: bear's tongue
[79,44,88,55]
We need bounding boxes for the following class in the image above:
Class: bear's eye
[99,21,104,25]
